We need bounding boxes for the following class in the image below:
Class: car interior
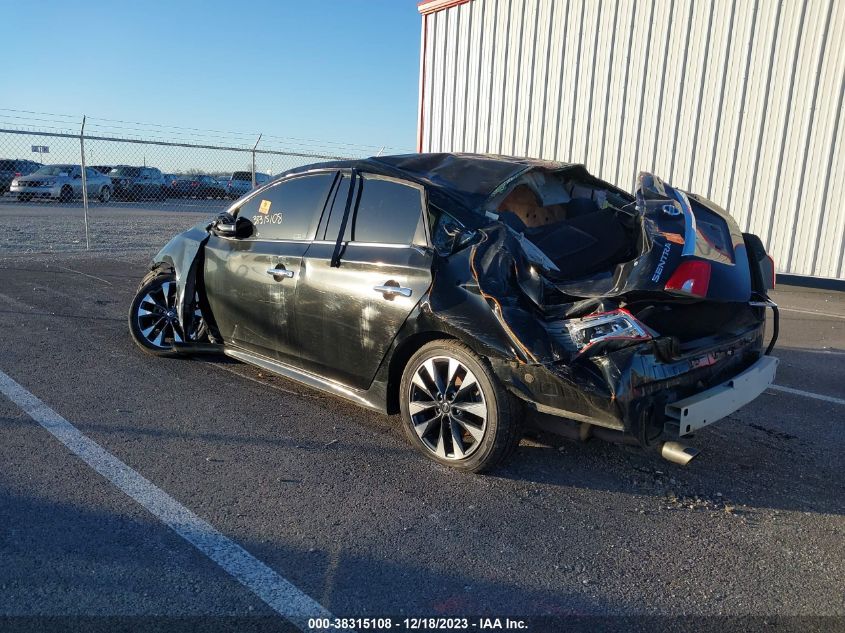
[491,170,640,280]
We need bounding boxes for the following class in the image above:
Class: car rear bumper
[664,355,777,436]
[499,323,770,442]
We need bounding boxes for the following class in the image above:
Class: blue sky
[3,0,421,152]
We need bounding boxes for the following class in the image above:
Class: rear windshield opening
[490,170,641,280]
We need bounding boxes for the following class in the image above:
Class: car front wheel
[128,271,205,356]
[99,186,111,202]
[399,340,523,473]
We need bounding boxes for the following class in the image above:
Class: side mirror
[234,216,254,238]
[211,214,253,239]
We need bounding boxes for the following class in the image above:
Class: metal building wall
[418,0,845,280]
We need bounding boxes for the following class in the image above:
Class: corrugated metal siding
[420,0,845,279]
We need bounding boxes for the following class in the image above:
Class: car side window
[321,174,426,245]
[347,175,425,245]
[238,173,335,241]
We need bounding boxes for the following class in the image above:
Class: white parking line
[0,368,332,629]
[778,306,845,320]
[780,348,845,356]
[768,384,845,406]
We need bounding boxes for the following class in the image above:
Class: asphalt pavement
[0,202,843,632]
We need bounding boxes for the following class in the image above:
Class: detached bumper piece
[664,355,778,436]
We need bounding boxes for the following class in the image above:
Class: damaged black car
[128,153,779,472]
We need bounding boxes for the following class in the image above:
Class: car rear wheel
[399,340,523,473]
[99,186,111,203]
[59,185,73,202]
[128,271,205,356]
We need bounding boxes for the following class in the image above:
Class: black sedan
[128,154,778,472]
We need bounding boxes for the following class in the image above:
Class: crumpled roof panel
[284,152,581,225]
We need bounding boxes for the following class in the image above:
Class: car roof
[281,152,587,226]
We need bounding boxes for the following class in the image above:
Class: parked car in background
[172,175,227,199]
[1,159,41,192]
[162,174,179,198]
[128,153,778,472]
[90,165,113,175]
[109,166,167,201]
[226,171,269,199]
[11,164,112,202]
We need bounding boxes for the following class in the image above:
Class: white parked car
[11,164,112,202]
[225,171,270,199]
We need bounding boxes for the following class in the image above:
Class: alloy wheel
[134,280,202,349]
[407,356,488,460]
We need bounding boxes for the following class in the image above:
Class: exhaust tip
[661,441,700,466]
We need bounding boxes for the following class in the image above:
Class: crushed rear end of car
[459,166,779,460]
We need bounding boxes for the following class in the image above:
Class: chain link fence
[0,110,408,252]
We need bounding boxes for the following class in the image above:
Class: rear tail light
[191,181,198,187]
[665,260,711,297]
[14,172,21,177]
[562,309,652,354]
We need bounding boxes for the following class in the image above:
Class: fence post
[252,133,262,188]
[79,115,90,250]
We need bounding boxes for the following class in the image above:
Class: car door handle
[266,267,294,279]
[374,284,412,298]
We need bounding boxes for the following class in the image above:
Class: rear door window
[239,173,335,241]
[323,174,425,245]
[350,175,424,244]
[321,174,426,245]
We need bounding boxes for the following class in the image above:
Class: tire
[98,186,111,203]
[128,271,206,357]
[59,185,73,203]
[398,340,523,473]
